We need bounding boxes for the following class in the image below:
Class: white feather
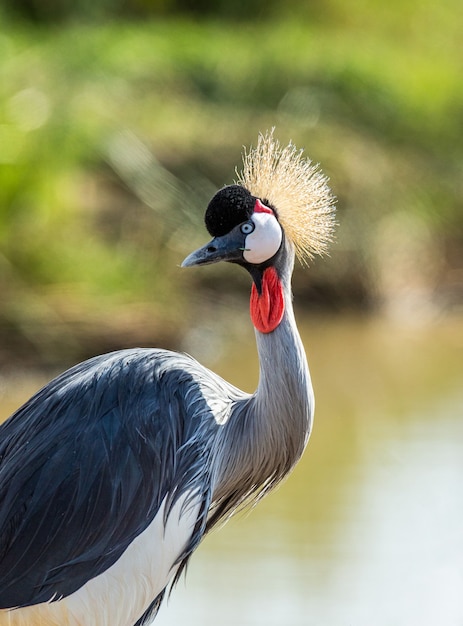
[0,492,200,626]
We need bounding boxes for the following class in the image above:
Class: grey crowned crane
[0,131,335,626]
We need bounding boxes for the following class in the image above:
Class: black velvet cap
[205,185,256,237]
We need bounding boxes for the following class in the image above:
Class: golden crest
[237,129,336,264]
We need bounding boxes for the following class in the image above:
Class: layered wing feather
[0,348,224,610]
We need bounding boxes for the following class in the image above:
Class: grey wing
[0,349,216,609]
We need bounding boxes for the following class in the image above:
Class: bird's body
[0,131,335,625]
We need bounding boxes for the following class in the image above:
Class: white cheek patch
[243,212,282,264]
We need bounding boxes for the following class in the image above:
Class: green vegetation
[0,0,461,368]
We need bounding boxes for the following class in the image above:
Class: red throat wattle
[250,266,285,333]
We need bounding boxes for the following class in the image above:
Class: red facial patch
[250,266,285,333]
[253,198,274,215]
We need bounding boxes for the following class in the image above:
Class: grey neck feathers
[207,245,314,530]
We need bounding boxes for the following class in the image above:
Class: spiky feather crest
[236,130,336,264]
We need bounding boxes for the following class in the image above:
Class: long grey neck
[208,249,314,528]
[252,265,314,472]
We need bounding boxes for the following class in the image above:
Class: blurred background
[0,0,462,624]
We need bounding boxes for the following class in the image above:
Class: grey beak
[181,231,245,267]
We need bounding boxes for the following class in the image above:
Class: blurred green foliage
[0,0,352,22]
[0,0,462,368]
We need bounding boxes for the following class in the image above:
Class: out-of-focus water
[1,315,462,626]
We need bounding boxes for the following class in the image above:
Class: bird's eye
[240,221,255,235]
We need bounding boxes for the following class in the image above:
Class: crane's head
[182,184,284,270]
[182,130,336,332]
